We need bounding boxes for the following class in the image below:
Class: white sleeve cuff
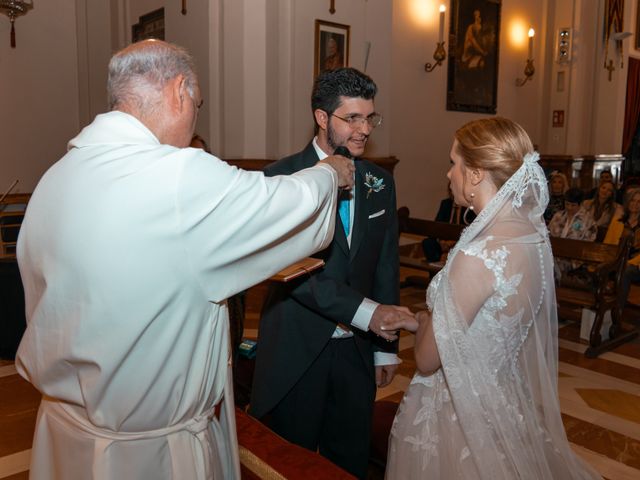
[374,352,402,366]
[351,297,379,331]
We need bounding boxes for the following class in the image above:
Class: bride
[385,118,601,479]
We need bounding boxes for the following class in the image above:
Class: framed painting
[132,8,165,43]
[446,0,501,114]
[314,20,350,77]
[636,0,640,50]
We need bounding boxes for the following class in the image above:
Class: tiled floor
[2,267,640,479]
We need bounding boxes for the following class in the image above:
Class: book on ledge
[270,257,325,282]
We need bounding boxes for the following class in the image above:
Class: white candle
[439,5,446,43]
[528,28,535,59]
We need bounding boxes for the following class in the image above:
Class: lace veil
[388,153,601,478]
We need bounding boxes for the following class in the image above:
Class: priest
[15,39,354,480]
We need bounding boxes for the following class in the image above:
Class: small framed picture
[314,20,350,78]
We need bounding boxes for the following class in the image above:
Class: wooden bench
[0,193,29,257]
[550,234,639,358]
[396,207,639,357]
[397,207,464,282]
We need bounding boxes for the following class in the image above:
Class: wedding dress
[386,153,601,479]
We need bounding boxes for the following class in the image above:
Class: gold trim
[239,445,287,480]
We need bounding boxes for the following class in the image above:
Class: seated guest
[422,184,475,261]
[604,188,640,310]
[548,188,596,240]
[548,188,597,285]
[585,169,614,200]
[581,180,622,231]
[544,170,569,223]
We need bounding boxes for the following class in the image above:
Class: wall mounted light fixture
[515,28,535,86]
[425,4,446,73]
[0,0,33,48]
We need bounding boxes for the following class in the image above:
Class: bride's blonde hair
[455,117,534,190]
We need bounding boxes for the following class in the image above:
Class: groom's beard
[326,118,368,157]
[327,120,341,152]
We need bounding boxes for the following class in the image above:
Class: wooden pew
[551,234,639,358]
[397,207,463,278]
[396,207,640,358]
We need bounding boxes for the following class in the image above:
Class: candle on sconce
[438,5,446,43]
[528,28,535,59]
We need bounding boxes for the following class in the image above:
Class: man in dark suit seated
[422,184,475,262]
[250,68,414,479]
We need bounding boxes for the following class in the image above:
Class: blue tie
[339,194,350,236]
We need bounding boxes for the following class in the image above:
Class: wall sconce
[515,28,535,86]
[425,5,446,73]
[0,0,33,48]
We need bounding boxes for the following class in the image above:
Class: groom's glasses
[331,113,383,129]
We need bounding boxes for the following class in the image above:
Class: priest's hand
[319,155,355,189]
[370,304,414,340]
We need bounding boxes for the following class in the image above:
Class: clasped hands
[369,305,427,341]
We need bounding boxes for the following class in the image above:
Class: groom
[250,68,412,478]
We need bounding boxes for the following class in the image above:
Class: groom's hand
[376,363,398,388]
[381,307,422,333]
[369,305,414,341]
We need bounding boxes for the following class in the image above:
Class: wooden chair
[0,193,29,257]
[551,232,639,357]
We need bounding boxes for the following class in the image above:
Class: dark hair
[564,187,584,204]
[190,133,210,153]
[311,68,377,131]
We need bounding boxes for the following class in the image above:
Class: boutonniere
[364,172,385,198]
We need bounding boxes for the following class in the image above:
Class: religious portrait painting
[314,20,350,78]
[446,0,502,114]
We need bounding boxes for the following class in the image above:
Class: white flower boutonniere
[364,172,385,198]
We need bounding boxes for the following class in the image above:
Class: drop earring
[463,192,475,225]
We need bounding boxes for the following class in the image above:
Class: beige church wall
[218,0,393,160]
[541,0,635,156]
[589,0,636,155]
[390,0,548,220]
[3,0,637,211]
[0,0,81,194]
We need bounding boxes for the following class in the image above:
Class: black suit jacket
[250,142,399,419]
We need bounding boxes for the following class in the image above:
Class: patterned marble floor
[2,270,640,479]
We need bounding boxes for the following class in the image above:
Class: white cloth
[16,111,339,480]
[387,153,601,479]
